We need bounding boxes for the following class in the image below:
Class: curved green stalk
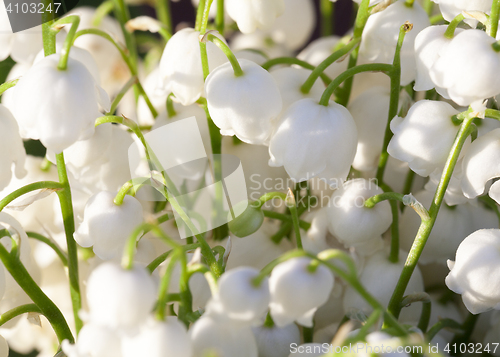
[490,0,500,38]
[0,181,63,212]
[216,0,225,34]
[261,57,332,85]
[426,318,463,341]
[444,14,465,39]
[286,189,303,249]
[202,33,243,77]
[262,210,311,230]
[27,232,68,267]
[0,304,42,327]
[300,37,361,94]
[385,114,475,322]
[52,15,80,70]
[400,292,431,332]
[0,79,18,96]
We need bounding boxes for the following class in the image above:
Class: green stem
[385,114,475,322]
[147,244,200,274]
[0,304,42,327]
[319,63,393,106]
[486,108,500,120]
[107,76,138,115]
[450,313,479,348]
[216,0,224,34]
[52,15,80,71]
[113,0,138,70]
[300,37,361,94]
[55,153,82,334]
[364,192,405,208]
[426,318,463,341]
[41,0,56,56]
[262,210,311,230]
[261,58,332,85]
[375,23,409,183]
[286,190,303,249]
[166,93,177,118]
[405,0,414,7]
[400,292,431,332]
[156,250,179,320]
[195,0,206,31]
[423,0,433,15]
[0,79,18,96]
[155,0,172,34]
[0,244,73,343]
[321,0,334,36]
[444,14,465,39]
[114,180,135,206]
[92,0,114,27]
[27,232,68,267]
[203,33,244,77]
[490,0,500,38]
[0,181,63,212]
[254,192,287,209]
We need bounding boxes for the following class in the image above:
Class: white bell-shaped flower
[461,128,500,203]
[269,98,357,186]
[208,266,270,324]
[430,29,500,106]
[432,0,492,24]
[159,28,228,106]
[446,229,500,314]
[414,25,464,92]
[327,178,391,255]
[190,314,258,357]
[297,36,349,80]
[86,262,157,328]
[252,323,300,357]
[348,86,408,171]
[10,54,109,154]
[360,0,430,85]
[269,257,334,327]
[74,191,144,260]
[267,0,315,51]
[387,100,460,177]
[206,59,282,145]
[0,104,26,191]
[400,190,474,265]
[226,0,285,34]
[122,318,192,357]
[270,67,324,113]
[62,322,122,357]
[343,250,424,325]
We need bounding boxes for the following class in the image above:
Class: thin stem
[286,189,303,249]
[195,0,206,31]
[321,0,334,36]
[319,63,393,106]
[156,251,179,320]
[55,153,82,334]
[386,114,475,322]
[262,210,311,230]
[216,0,224,34]
[254,192,287,209]
[444,14,465,39]
[300,38,361,94]
[0,79,18,96]
[147,244,200,273]
[0,244,73,343]
[107,76,138,115]
[450,313,479,348]
[52,15,80,71]
[27,232,68,267]
[375,23,410,183]
[0,304,42,327]
[490,0,500,38]
[423,0,433,15]
[261,57,332,85]
[400,292,431,332]
[404,0,414,6]
[202,33,244,77]
[0,181,63,212]
[155,0,172,34]
[41,0,56,56]
[92,0,114,27]
[166,93,177,118]
[114,180,135,206]
[364,192,405,208]
[426,318,463,341]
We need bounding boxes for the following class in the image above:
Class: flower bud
[446,229,500,314]
[269,257,334,327]
[86,262,157,328]
[205,59,282,145]
[74,191,144,260]
[326,178,391,255]
[228,203,265,238]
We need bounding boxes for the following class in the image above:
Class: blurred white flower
[297,36,349,80]
[0,104,26,191]
[252,323,300,357]
[446,229,500,314]
[74,191,143,260]
[206,59,282,144]
[432,0,492,25]
[62,322,122,357]
[86,262,157,328]
[269,98,357,186]
[226,0,285,34]
[269,257,334,327]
